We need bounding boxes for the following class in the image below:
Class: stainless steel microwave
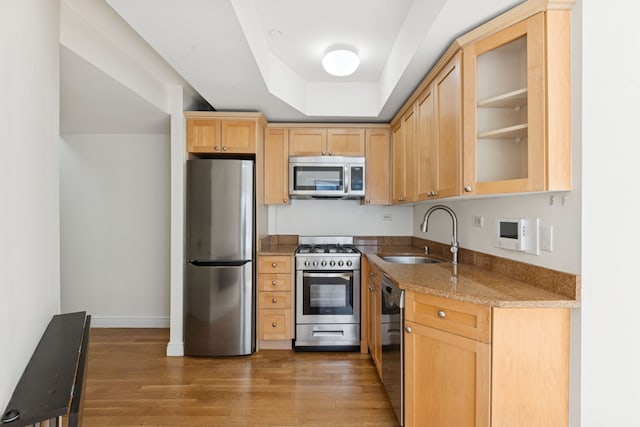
[289,156,365,199]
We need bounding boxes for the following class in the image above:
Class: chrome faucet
[420,205,458,265]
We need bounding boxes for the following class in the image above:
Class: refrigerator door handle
[189,260,252,267]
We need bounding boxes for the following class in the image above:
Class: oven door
[296,271,360,324]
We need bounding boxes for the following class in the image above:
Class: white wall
[60,134,171,327]
[0,0,61,410]
[413,191,580,273]
[582,0,640,425]
[268,200,413,236]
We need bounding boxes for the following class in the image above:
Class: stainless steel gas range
[294,236,361,351]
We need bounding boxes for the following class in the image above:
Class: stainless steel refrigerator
[184,158,255,356]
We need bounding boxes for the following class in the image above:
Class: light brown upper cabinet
[462,10,571,195]
[185,112,265,154]
[391,106,416,204]
[289,128,365,157]
[416,52,463,200]
[264,128,289,205]
[363,128,391,205]
[186,119,221,153]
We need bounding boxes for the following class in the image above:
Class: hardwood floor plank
[82,328,398,426]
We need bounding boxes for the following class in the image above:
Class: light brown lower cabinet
[404,292,570,427]
[257,255,293,349]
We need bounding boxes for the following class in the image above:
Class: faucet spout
[420,205,458,265]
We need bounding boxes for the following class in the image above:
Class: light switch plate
[541,225,553,251]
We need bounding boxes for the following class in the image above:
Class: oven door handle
[312,330,345,337]
[303,272,352,280]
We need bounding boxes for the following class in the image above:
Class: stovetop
[295,243,359,255]
[295,236,361,270]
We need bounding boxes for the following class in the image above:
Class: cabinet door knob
[272,322,278,328]
[328,152,332,156]
[370,271,375,277]
[272,298,278,303]
[438,310,446,318]
[283,199,288,203]
[271,280,277,286]
[405,326,413,334]
[464,185,472,192]
[322,151,326,156]
[271,263,277,268]
[214,146,220,151]
[366,199,371,204]
[222,146,228,151]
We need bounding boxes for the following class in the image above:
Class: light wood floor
[82,328,398,427]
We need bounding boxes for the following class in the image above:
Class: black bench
[2,312,91,427]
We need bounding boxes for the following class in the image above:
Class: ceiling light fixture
[322,48,360,77]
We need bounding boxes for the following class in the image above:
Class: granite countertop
[258,245,297,256]
[361,246,579,308]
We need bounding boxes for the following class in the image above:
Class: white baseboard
[166,341,184,357]
[90,315,170,328]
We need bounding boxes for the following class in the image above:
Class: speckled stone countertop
[361,244,580,309]
[255,235,580,308]
[258,234,298,256]
[258,245,297,256]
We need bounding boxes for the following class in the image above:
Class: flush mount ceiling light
[322,48,360,77]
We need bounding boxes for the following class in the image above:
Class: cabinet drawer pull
[464,185,472,192]
[271,263,277,268]
[271,280,277,286]
[405,326,413,334]
[438,310,446,318]
[272,298,278,304]
[272,322,278,328]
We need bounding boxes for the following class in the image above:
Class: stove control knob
[321,260,327,267]
[329,260,336,267]
[313,261,318,267]
[304,260,311,267]
[346,260,353,267]
[338,260,344,267]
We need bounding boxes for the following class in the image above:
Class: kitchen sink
[378,255,443,264]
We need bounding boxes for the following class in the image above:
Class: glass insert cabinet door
[462,11,572,195]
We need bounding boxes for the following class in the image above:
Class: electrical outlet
[382,213,392,222]
[472,215,484,228]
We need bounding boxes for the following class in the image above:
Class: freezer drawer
[184,262,255,356]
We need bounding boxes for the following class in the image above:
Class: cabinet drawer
[259,291,291,309]
[259,309,291,340]
[405,292,491,343]
[258,256,291,274]
[258,273,292,292]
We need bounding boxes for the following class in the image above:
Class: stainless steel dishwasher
[381,275,404,426]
